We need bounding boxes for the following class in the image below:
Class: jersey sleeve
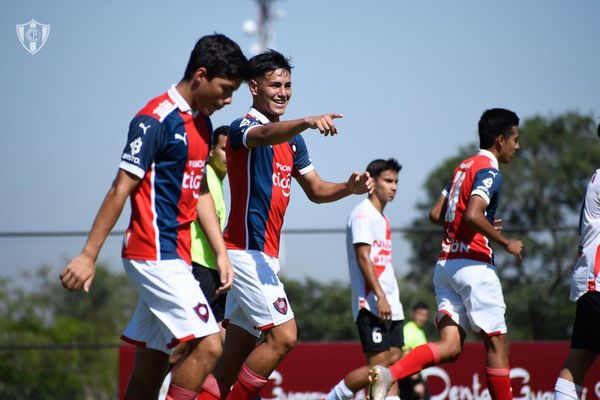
[350,210,373,246]
[471,168,503,204]
[228,116,261,150]
[119,115,167,178]
[290,134,314,176]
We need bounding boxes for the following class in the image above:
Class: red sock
[166,383,198,400]
[486,367,512,400]
[226,364,268,400]
[196,374,231,400]
[389,343,440,381]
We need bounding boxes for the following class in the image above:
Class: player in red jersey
[196,49,374,400]
[60,34,248,400]
[368,108,523,400]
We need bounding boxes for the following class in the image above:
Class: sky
[1,0,599,283]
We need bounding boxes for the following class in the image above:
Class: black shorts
[192,263,227,322]
[356,309,404,354]
[571,291,600,354]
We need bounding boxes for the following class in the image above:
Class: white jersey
[346,198,404,321]
[571,169,600,301]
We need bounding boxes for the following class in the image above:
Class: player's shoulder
[349,198,374,219]
[230,112,261,131]
[134,92,177,124]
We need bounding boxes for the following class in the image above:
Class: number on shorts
[372,327,382,343]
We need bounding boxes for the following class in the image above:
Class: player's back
[439,150,502,264]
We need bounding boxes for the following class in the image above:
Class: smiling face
[191,68,242,116]
[250,68,292,121]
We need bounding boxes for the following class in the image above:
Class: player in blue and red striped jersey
[196,50,374,400]
[60,34,248,400]
[368,108,523,400]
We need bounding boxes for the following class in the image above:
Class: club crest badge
[273,297,288,315]
[193,303,210,322]
[16,19,50,55]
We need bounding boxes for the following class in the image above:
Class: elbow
[428,211,439,224]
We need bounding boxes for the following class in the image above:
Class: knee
[190,334,223,364]
[271,328,297,355]
[439,342,462,362]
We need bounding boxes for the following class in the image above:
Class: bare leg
[125,347,170,400]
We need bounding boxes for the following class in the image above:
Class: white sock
[326,379,355,400]
[385,396,400,400]
[555,377,582,400]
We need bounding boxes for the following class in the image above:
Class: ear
[249,79,259,96]
[193,67,209,84]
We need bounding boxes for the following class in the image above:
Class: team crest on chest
[273,297,288,315]
[193,303,210,322]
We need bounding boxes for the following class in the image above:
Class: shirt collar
[248,107,271,124]
[478,149,499,169]
[168,84,193,114]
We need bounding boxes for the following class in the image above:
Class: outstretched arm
[295,170,374,204]
[60,169,140,292]
[246,114,343,147]
[463,195,523,260]
[195,178,233,294]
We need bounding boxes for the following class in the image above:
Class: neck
[176,80,196,111]
[369,195,386,213]
[253,104,279,122]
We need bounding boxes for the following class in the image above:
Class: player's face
[250,68,292,121]
[412,308,430,328]
[498,126,520,164]
[210,133,227,176]
[373,170,398,204]
[193,69,242,116]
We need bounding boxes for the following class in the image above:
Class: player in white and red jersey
[369,109,523,400]
[554,123,600,400]
[326,158,404,400]
[60,34,249,400]
[196,50,374,400]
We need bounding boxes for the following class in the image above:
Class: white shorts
[433,258,507,335]
[121,258,220,353]
[225,250,294,337]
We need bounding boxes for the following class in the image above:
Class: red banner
[119,341,600,399]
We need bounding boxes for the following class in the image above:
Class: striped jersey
[224,108,313,257]
[439,149,503,264]
[119,84,212,264]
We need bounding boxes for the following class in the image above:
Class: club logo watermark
[16,19,50,55]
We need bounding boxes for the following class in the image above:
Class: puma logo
[138,122,151,135]
[175,132,187,145]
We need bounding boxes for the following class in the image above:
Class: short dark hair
[212,125,229,149]
[183,34,249,81]
[478,108,520,148]
[412,301,429,312]
[248,49,293,80]
[366,158,402,179]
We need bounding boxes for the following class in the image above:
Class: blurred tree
[0,265,136,399]
[285,278,357,341]
[404,112,600,339]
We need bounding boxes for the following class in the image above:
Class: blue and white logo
[16,19,50,55]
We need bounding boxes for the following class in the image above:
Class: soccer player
[59,34,249,400]
[326,158,404,400]
[554,123,600,400]
[196,49,374,400]
[368,108,523,400]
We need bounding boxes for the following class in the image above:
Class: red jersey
[439,150,503,264]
